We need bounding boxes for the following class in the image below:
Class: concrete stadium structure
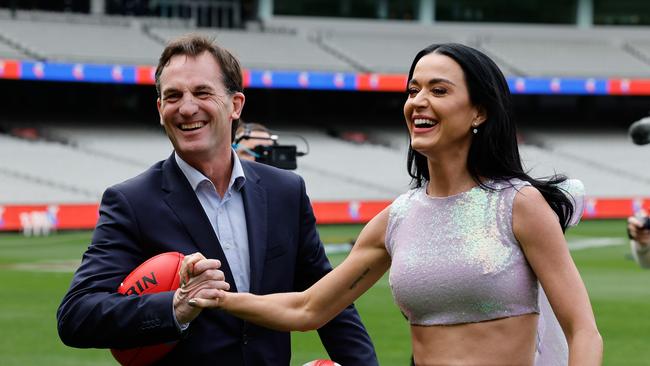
[0,10,648,205]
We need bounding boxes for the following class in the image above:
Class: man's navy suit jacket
[57,155,378,365]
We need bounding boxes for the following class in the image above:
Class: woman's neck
[425,152,477,197]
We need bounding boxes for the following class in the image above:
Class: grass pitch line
[567,237,626,250]
[0,238,626,272]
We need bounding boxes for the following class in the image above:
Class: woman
[181,43,603,365]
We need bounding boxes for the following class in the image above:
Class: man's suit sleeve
[57,186,181,348]
[293,177,379,366]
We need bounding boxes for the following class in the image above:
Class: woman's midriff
[410,313,539,366]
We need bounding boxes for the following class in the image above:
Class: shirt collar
[174,150,246,193]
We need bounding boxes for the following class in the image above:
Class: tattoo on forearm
[349,268,370,289]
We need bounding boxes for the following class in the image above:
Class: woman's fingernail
[188,299,197,307]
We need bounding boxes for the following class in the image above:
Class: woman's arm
[189,208,392,332]
[513,186,603,366]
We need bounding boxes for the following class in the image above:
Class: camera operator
[626,117,650,268]
[627,210,650,268]
[234,122,274,161]
[234,121,300,170]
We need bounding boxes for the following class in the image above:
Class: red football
[110,252,185,366]
[303,360,342,366]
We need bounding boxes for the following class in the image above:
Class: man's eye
[164,95,180,102]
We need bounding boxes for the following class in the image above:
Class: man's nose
[179,95,199,116]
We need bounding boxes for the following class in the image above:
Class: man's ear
[157,98,164,126]
[230,92,245,120]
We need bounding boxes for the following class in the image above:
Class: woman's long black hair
[406,43,574,231]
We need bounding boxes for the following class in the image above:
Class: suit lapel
[161,155,238,292]
[241,162,268,294]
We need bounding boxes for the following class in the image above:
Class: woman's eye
[431,87,447,96]
[407,88,419,97]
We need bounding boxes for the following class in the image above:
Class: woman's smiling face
[403,52,484,158]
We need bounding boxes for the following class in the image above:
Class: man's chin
[175,145,207,159]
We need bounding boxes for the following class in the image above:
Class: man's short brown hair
[154,34,243,97]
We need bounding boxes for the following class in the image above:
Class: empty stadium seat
[149,26,355,72]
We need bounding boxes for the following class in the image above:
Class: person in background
[181,42,602,366]
[234,121,275,161]
[56,34,378,366]
[628,210,650,268]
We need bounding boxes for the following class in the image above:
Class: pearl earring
[472,123,478,134]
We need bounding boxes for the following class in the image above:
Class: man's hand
[173,253,230,324]
[628,212,650,247]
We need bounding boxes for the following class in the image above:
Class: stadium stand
[0,38,27,59]
[0,122,645,204]
[292,128,409,200]
[149,26,356,72]
[0,170,89,203]
[0,133,145,201]
[45,124,173,168]
[521,130,650,196]
[320,32,461,74]
[0,11,649,206]
[481,34,650,78]
[0,14,164,64]
[20,125,409,201]
[626,39,650,64]
[0,12,649,76]
[262,16,650,76]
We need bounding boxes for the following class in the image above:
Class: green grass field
[0,220,647,365]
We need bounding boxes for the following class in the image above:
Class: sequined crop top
[385,178,584,326]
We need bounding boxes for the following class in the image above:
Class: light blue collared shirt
[175,151,251,293]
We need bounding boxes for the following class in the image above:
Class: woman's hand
[173,252,230,323]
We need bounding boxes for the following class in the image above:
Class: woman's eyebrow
[426,77,455,86]
[408,77,456,86]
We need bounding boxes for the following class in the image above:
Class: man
[234,122,275,161]
[57,34,378,365]
[628,210,650,268]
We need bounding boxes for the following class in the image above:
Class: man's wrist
[173,288,198,327]
[172,301,191,332]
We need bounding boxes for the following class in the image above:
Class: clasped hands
[173,252,230,324]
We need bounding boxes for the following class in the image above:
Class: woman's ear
[473,106,487,126]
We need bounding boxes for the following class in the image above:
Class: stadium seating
[0,170,89,203]
[292,128,409,200]
[0,11,649,76]
[481,33,650,77]
[1,123,646,204]
[627,39,650,63]
[0,133,145,202]
[263,16,650,76]
[521,130,650,196]
[0,38,27,59]
[0,16,163,64]
[149,26,356,72]
[0,11,648,204]
[45,124,173,167]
